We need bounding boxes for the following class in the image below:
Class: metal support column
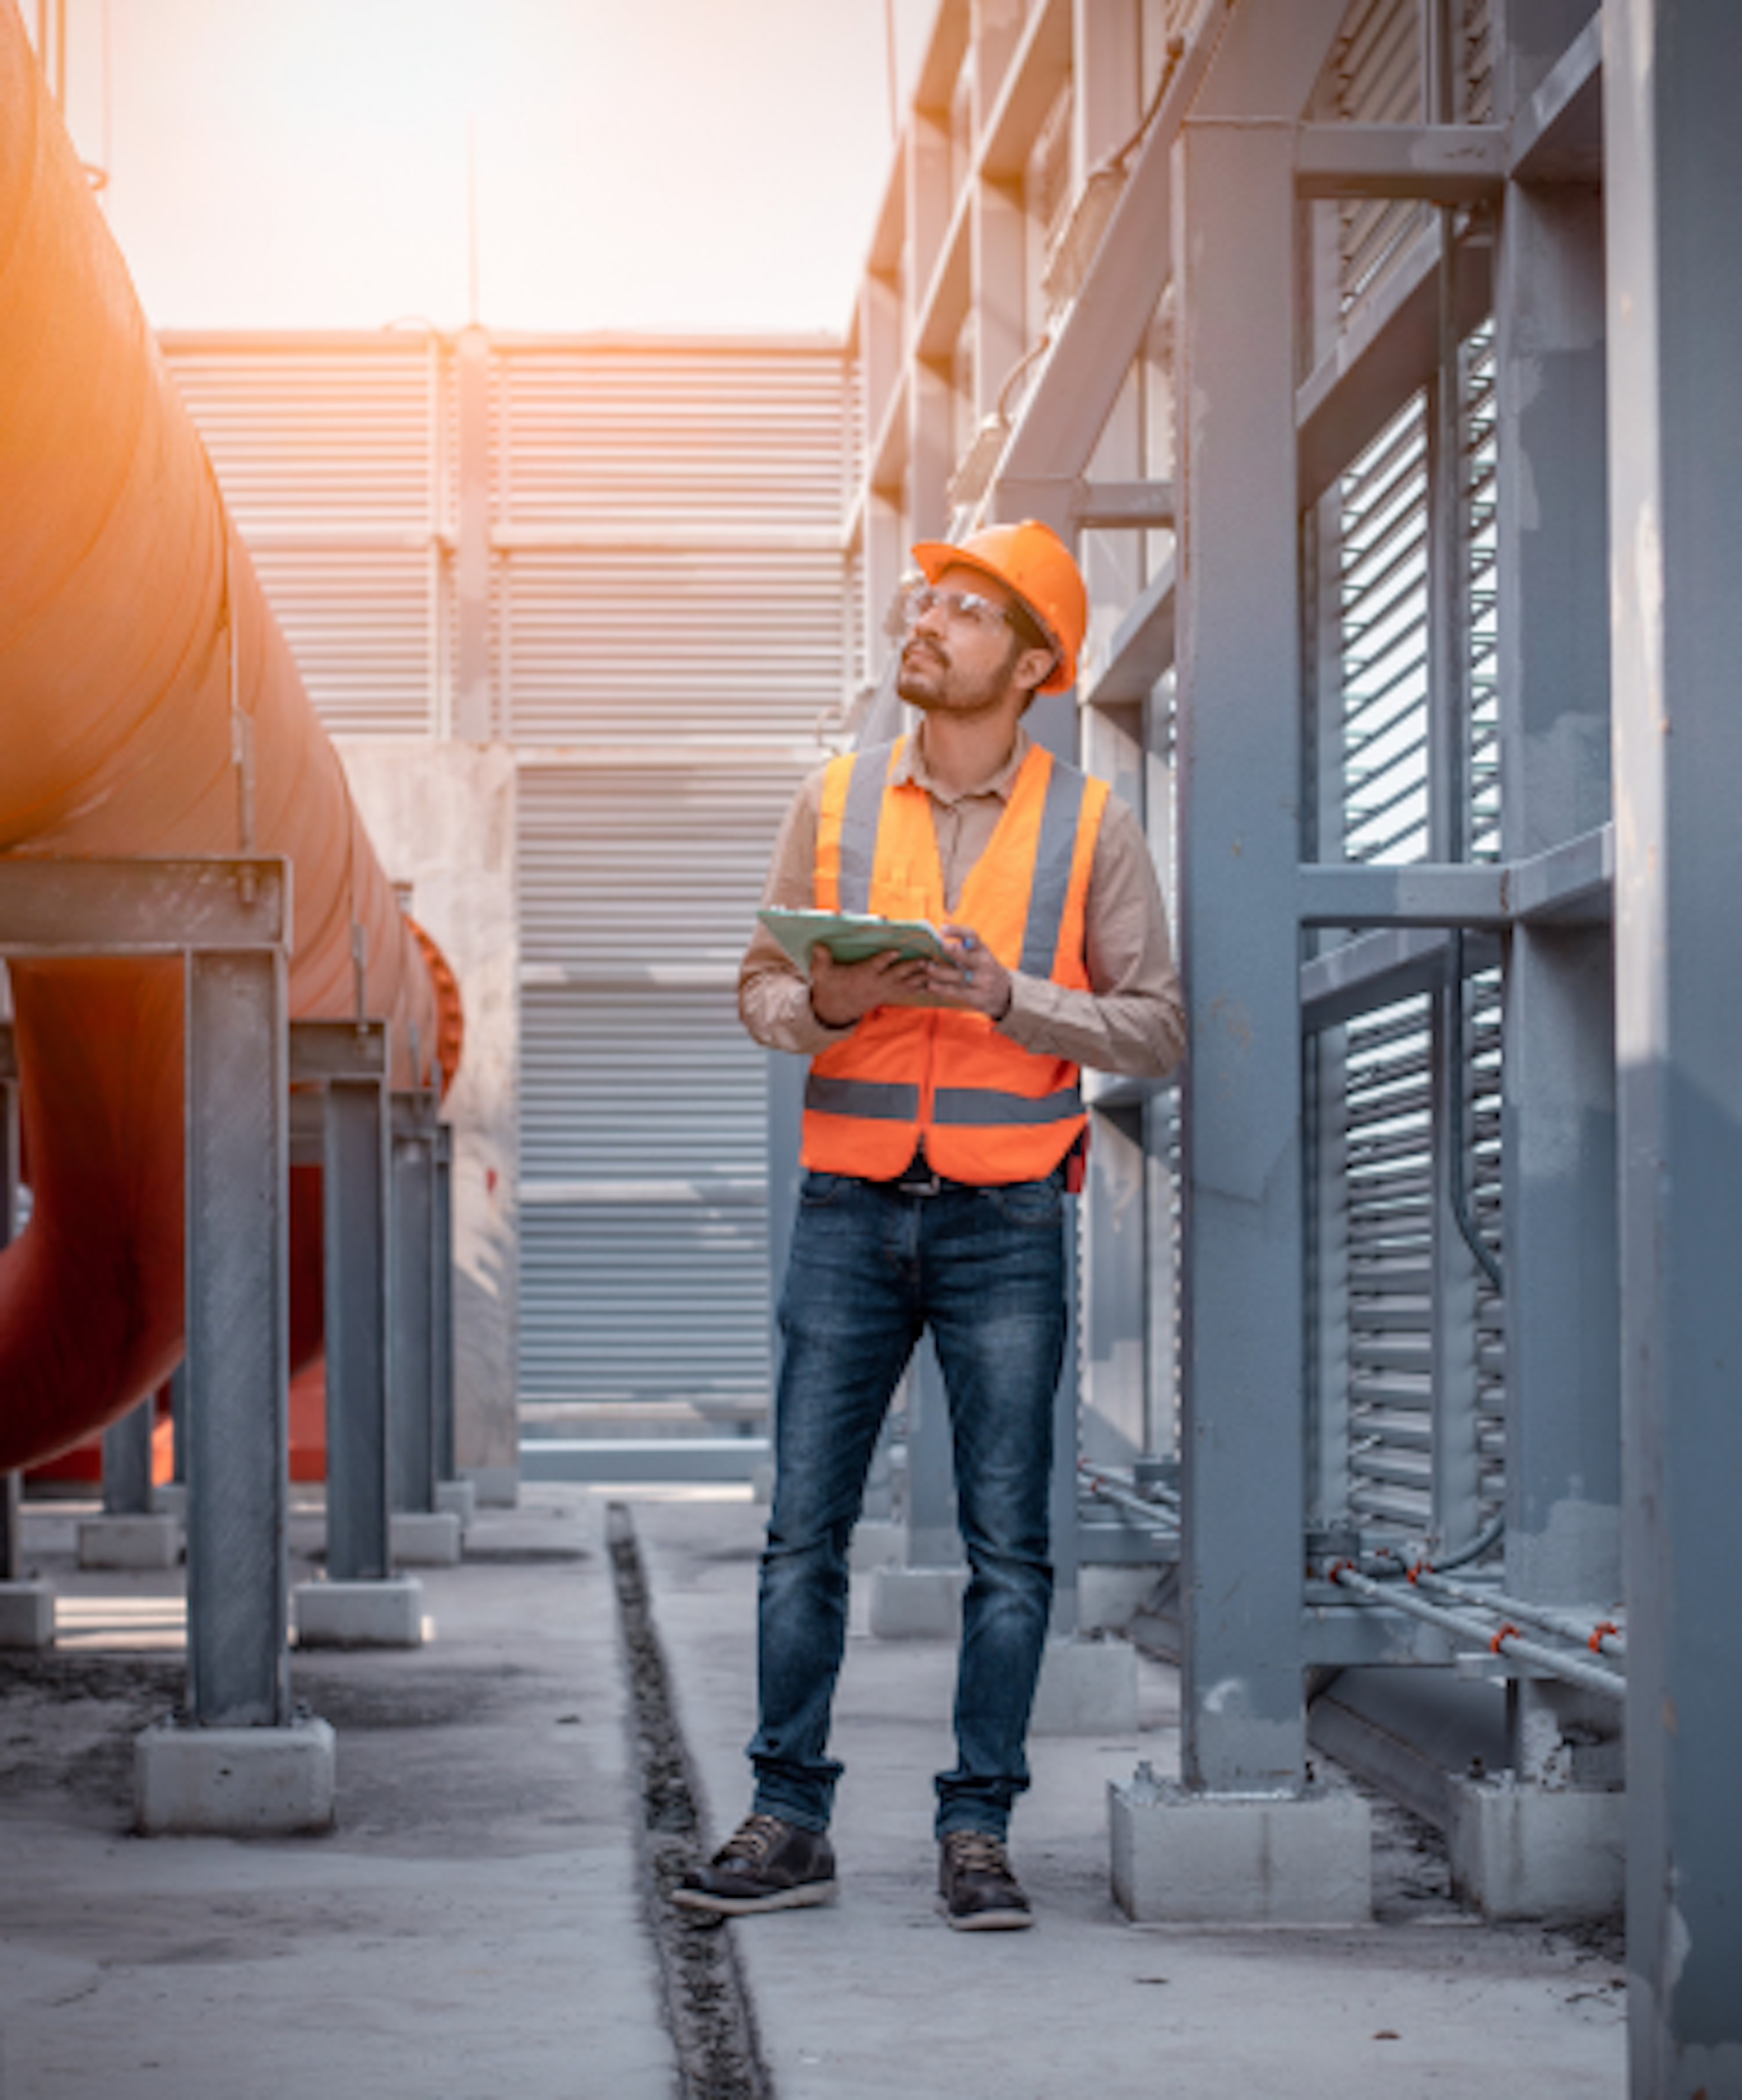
[314,1026,393,1583]
[433,1120,455,1487]
[0,1040,19,1582]
[1496,0,1620,1775]
[185,944,291,1728]
[1605,1,1742,2085]
[389,1092,438,1517]
[1174,111,1306,1792]
[100,1399,154,1516]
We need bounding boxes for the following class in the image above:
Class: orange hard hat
[911,519,1087,696]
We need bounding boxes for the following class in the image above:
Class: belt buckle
[893,1157,944,1197]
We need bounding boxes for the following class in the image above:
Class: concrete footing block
[750,1460,776,1506]
[152,1483,188,1522]
[1445,1776,1625,1921]
[0,1580,55,1649]
[436,1479,477,1530]
[866,1564,967,1639]
[1030,1635,1139,1737]
[135,1715,337,1836]
[293,1576,426,1649]
[462,1466,519,1509]
[1110,1773,1372,1924]
[77,1513,183,1570]
[389,1511,463,1565]
[848,1519,903,1574]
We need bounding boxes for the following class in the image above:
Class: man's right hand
[809,946,934,1028]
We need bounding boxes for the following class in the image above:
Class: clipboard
[758,906,946,974]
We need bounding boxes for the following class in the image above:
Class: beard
[896,631,1022,715]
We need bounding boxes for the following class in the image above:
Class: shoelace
[943,1830,1013,1877]
[717,1813,786,1864]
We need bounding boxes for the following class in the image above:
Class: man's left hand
[924,925,1013,1021]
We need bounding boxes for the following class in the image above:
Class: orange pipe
[0,8,451,1469]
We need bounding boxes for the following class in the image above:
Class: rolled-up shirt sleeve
[738,769,856,1058]
[998,793,1185,1079]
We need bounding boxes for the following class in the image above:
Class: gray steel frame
[845,0,1737,2066]
[0,856,296,1728]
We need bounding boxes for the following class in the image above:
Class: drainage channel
[606,1502,772,2100]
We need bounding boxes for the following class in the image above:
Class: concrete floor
[0,1485,1626,2099]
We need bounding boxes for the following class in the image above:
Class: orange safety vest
[803,735,1109,1185]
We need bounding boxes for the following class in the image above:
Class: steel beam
[1295,122,1508,203]
[1605,2,1742,2085]
[0,858,286,956]
[100,1400,154,1517]
[1175,112,1306,1794]
[1508,15,1604,186]
[184,947,290,1728]
[1084,556,1174,708]
[1296,826,1613,929]
[991,0,1349,517]
[388,1092,438,1516]
[433,1121,455,1487]
[323,1064,393,1582]
[1494,33,1619,1656]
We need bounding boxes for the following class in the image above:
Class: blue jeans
[748,1166,1067,1842]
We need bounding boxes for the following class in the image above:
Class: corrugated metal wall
[163,329,851,1439]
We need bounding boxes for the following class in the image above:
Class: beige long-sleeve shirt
[738,728,1186,1080]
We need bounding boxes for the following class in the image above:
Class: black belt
[884,1150,955,1197]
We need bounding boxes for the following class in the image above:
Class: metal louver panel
[1316,298,1507,1554]
[1341,394,1430,865]
[242,547,438,734]
[499,553,844,743]
[1343,997,1435,1539]
[161,334,442,734]
[494,344,848,532]
[516,759,814,1418]
[1327,0,1427,319]
[162,338,439,531]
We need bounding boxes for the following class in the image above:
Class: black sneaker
[672,1813,838,1916]
[937,1829,1033,1931]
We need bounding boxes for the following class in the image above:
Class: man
[675,520,1184,1931]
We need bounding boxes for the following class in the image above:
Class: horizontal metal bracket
[289,1018,390,1084]
[1083,555,1176,709]
[1296,122,1507,204]
[0,857,290,957]
[1298,824,1613,932]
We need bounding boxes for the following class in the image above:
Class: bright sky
[56,0,937,336]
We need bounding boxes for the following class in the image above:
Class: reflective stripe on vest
[803,1075,1084,1125]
